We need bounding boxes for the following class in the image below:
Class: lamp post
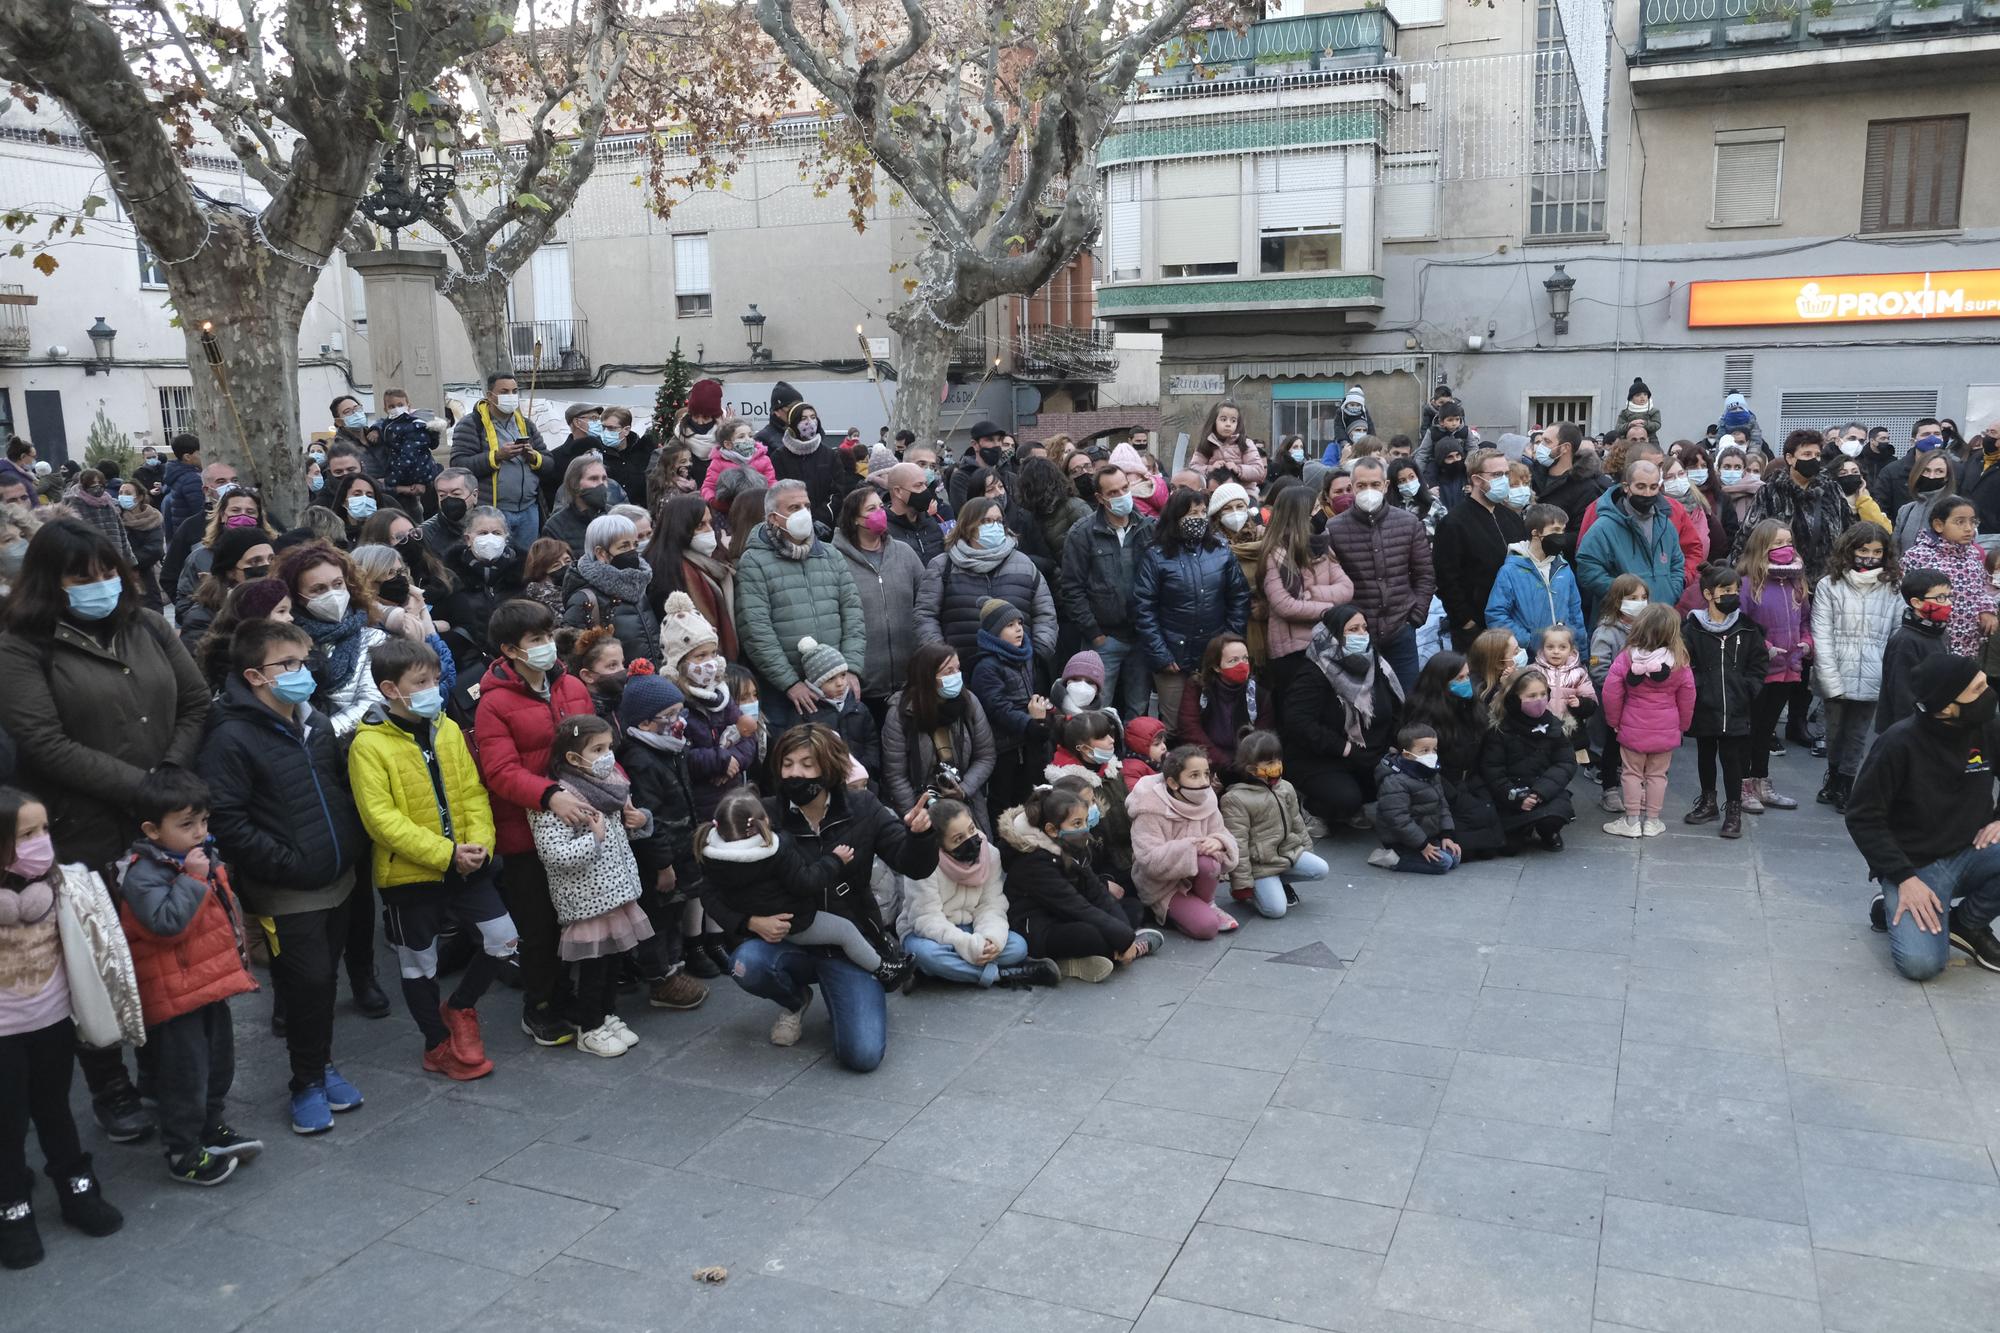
[741,304,771,363]
[83,316,116,375]
[358,123,457,250]
[1543,264,1576,337]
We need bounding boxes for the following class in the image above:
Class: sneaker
[422,1039,494,1081]
[1768,736,1786,756]
[1282,882,1301,906]
[0,1199,42,1271]
[51,1160,120,1237]
[321,1065,363,1113]
[1869,892,1887,932]
[1132,927,1166,957]
[994,958,1063,988]
[1366,847,1399,869]
[577,1023,628,1058]
[1948,912,2000,973]
[440,1003,488,1067]
[202,1124,263,1163]
[1600,788,1625,814]
[90,1076,153,1145]
[1345,812,1374,831]
[1641,818,1666,837]
[1057,955,1115,984]
[606,1015,639,1046]
[648,974,710,1010]
[166,1149,237,1187]
[1304,814,1329,840]
[1739,780,1765,815]
[769,991,814,1047]
[520,1003,576,1047]
[1755,779,1798,811]
[1602,816,1644,838]
[289,1084,333,1136]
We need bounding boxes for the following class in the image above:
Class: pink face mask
[9,831,55,882]
[1519,695,1550,718]
[862,508,889,535]
[225,514,258,529]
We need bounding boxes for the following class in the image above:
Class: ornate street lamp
[741,304,771,363]
[359,121,458,249]
[83,316,116,375]
[1543,264,1576,337]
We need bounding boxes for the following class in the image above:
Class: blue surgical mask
[1343,632,1371,657]
[739,700,760,720]
[116,494,136,510]
[308,451,327,467]
[1397,478,1421,498]
[64,576,123,621]
[1106,493,1134,518]
[1508,484,1534,509]
[346,495,377,520]
[1719,468,1744,485]
[1687,468,1709,487]
[1512,648,1529,668]
[343,411,367,431]
[1485,476,1510,502]
[1085,803,1102,830]
[1449,677,1475,698]
[977,521,1006,549]
[272,667,318,704]
[310,473,325,492]
[405,686,444,719]
[938,671,964,699]
[1059,824,1093,843]
[1532,444,1554,467]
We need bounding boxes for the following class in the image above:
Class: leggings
[1695,735,1749,799]
[572,950,629,1031]
[1748,681,1803,779]
[1162,855,1235,940]
[1620,749,1673,822]
[790,915,882,972]
[0,1018,84,1200]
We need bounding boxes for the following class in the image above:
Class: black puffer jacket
[704,786,938,940]
[1682,610,1767,738]
[197,674,367,913]
[1372,753,1454,850]
[1477,704,1578,832]
[996,805,1136,959]
[437,544,526,656]
[599,435,656,512]
[886,508,946,568]
[1060,509,1156,642]
[914,546,1058,665]
[561,561,662,667]
[619,735,697,884]
[1131,537,1251,673]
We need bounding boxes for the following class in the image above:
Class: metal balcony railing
[1014,326,1118,382]
[1139,9,1398,94]
[507,318,590,375]
[1636,0,1996,63]
[0,285,28,358]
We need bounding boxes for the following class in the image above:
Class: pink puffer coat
[1601,652,1695,754]
[1262,551,1356,660]
[1126,773,1240,914]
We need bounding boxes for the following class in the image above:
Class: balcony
[1135,10,1397,98]
[1014,326,1118,383]
[507,318,590,381]
[0,284,30,359]
[1632,0,2000,91]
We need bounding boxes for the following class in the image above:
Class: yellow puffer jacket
[347,706,497,888]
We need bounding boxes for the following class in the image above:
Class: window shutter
[1105,167,1141,279]
[1778,388,1939,444]
[1862,116,1966,234]
[1156,160,1242,269]
[1710,133,1782,226]
[673,234,710,294]
[1723,354,1754,397]
[1254,151,1345,234]
[1380,154,1438,240]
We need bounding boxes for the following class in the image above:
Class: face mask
[343,411,367,431]
[740,701,760,719]
[796,418,820,441]
[1508,484,1534,510]
[1918,599,1953,624]
[112,493,137,512]
[1620,598,1647,618]
[1219,508,1249,533]
[685,657,724,688]
[1792,456,1823,479]
[1687,468,1709,487]
[780,776,825,806]
[1769,545,1799,566]
[979,520,1008,549]
[1448,677,1474,699]
[1085,803,1103,831]
[1063,681,1097,712]
[1106,493,1134,518]
[1508,648,1528,670]
[495,393,521,414]
[1627,491,1658,514]
[1714,593,1741,614]
[922,467,939,486]
[346,495,378,521]
[1719,468,1744,486]
[1946,689,1999,730]
[1180,515,1209,541]
[784,509,816,543]
[1664,476,1690,498]
[862,508,889,535]
[1440,456,1465,476]
[1538,531,1569,559]
[1087,746,1117,767]
[1839,439,1864,457]
[404,686,444,719]
[520,641,560,671]
[977,446,1002,465]
[65,576,123,622]
[470,533,508,562]
[431,495,467,526]
[305,588,351,622]
[309,474,325,493]
[1353,489,1384,514]
[610,551,643,572]
[1409,751,1440,769]
[378,574,412,605]
[239,562,272,583]
[1518,694,1549,718]
[8,831,55,882]
[1916,476,1948,495]
[1485,476,1511,502]
[308,451,327,467]
[579,485,611,514]
[1837,473,1865,497]
[1397,478,1421,499]
[690,529,719,556]
[1219,660,1251,686]
[943,833,984,865]
[938,671,964,699]
[1854,555,1882,570]
[588,751,618,778]
[1343,632,1371,657]
[271,666,318,704]
[213,482,237,501]
[1532,444,1554,467]
[1289,447,1305,463]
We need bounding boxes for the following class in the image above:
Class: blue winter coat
[1575,488,1685,609]
[160,459,205,532]
[1484,547,1586,650]
[1131,538,1252,674]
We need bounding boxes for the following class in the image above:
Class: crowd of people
[2,368,1998,1272]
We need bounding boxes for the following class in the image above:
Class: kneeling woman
[1000,786,1163,984]
[897,799,1059,989]
[1282,604,1404,828]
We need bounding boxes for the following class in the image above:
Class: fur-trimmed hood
[998,805,1060,856]
[1044,761,1104,789]
[700,828,779,864]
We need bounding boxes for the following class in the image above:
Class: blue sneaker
[290,1084,333,1136]
[322,1065,363,1113]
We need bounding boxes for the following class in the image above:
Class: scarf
[779,431,821,457]
[976,628,1032,663]
[1157,777,1220,822]
[1306,622,1404,748]
[578,553,653,604]
[298,608,370,694]
[560,767,631,816]
[935,838,997,888]
[1630,646,1671,674]
[775,528,814,562]
[679,422,718,458]
[718,439,758,466]
[71,487,114,510]
[122,503,164,532]
[947,533,1018,575]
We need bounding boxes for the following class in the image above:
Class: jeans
[1095,635,1153,721]
[147,1002,234,1159]
[1380,627,1420,693]
[1396,846,1461,876]
[1884,843,2000,981]
[902,931,1029,987]
[1250,850,1331,918]
[1821,696,1874,778]
[730,937,888,1071]
[1154,670,1188,731]
[502,505,541,551]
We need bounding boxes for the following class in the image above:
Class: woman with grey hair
[562,512,661,665]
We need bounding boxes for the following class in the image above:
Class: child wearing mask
[999,786,1162,983]
[1054,649,1110,725]
[1479,669,1578,853]
[1128,746,1241,939]
[725,665,768,765]
[897,799,1057,989]
[1682,563,1768,838]
[567,627,628,731]
[1534,624,1598,763]
[1601,605,1695,838]
[1589,574,1649,813]
[969,599,1052,823]
[1736,519,1808,813]
[1812,523,1900,812]
[528,716,657,1058]
[1485,503,1584,651]
[1368,724,1461,874]
[615,675,709,1012]
[1121,716,1169,792]
[1877,568,1953,733]
[793,637,881,786]
[1219,730,1327,916]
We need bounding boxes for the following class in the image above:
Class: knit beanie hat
[980,597,1023,637]
[797,636,848,687]
[211,526,272,579]
[618,672,685,728]
[868,444,898,476]
[657,591,719,676]
[1912,654,1982,716]
[1109,442,1147,475]
[1628,378,1651,400]
[1124,715,1166,755]
[1059,649,1106,690]
[686,378,724,419]
[1344,385,1367,406]
[1208,481,1250,519]
[234,577,291,621]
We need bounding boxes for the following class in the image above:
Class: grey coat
[833,531,925,701]
[879,693,998,834]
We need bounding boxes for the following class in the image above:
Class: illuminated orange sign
[1687,269,2000,328]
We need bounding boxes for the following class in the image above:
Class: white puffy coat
[1811,571,1900,702]
[894,849,1010,965]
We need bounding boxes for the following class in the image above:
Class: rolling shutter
[1711,131,1782,226]
[1157,159,1241,270]
[1255,150,1345,234]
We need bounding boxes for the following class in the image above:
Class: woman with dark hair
[880,642,998,835]
[1280,602,1403,828]
[197,577,293,691]
[723,487,767,567]
[1270,433,1309,483]
[1012,456,1091,589]
[116,476,167,610]
[1385,457,1447,538]
[357,507,454,600]
[521,536,572,618]
[644,439,699,512]
[0,518,210,1142]
[173,485,276,617]
[277,541,388,740]
[1673,442,1726,578]
[913,495,1058,666]
[706,723,939,1069]
[1402,651,1505,858]
[644,493,738,659]
[1259,487,1353,725]
[1176,632,1266,783]
[329,472,386,549]
[1132,487,1252,727]
[832,484,923,720]
[178,525,276,657]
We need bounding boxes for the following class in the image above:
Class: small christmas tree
[86,407,139,476]
[650,340,694,443]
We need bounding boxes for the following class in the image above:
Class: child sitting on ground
[695,788,912,991]
[896,799,1057,989]
[1369,724,1462,874]
[1120,715,1168,792]
[1534,624,1598,764]
[116,768,260,1186]
[1128,746,1241,939]
[1219,729,1329,918]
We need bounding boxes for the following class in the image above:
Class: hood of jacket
[998,805,1060,856]
[1044,760,1106,789]
[701,828,780,864]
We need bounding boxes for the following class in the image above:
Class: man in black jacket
[1873,419,1943,518]
[1530,422,1609,529]
[881,462,946,566]
[1433,447,1526,651]
[1060,463,1157,718]
[947,421,1014,511]
[1845,654,2000,980]
[753,380,804,455]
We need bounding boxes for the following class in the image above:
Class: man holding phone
[450,371,555,551]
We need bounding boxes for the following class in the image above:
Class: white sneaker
[1600,789,1625,814]
[770,992,813,1047]
[1304,814,1330,840]
[607,1015,638,1047]
[1366,847,1399,869]
[578,1023,627,1058]
[1602,816,1644,838]
[1641,818,1666,837]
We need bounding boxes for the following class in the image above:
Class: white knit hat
[798,636,848,688]
[657,592,719,677]
[1208,481,1251,517]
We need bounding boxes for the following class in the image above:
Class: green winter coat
[1218,777,1312,890]
[733,521,866,693]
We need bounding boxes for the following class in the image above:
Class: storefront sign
[1168,373,1225,395]
[1688,269,2000,328]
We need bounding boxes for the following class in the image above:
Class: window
[1528,0,1606,239]
[673,234,712,317]
[347,267,367,327]
[1723,354,1754,398]
[1255,151,1344,274]
[137,241,166,289]
[1105,166,1142,281]
[1385,0,1445,25]
[1380,152,1439,241]
[1711,129,1783,227]
[158,386,197,438]
[1861,116,1966,235]
[1529,396,1593,429]
[1156,159,1240,278]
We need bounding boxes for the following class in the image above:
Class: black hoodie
[1846,710,2000,885]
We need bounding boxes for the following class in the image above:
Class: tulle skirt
[559,901,655,961]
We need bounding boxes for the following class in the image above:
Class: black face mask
[1714,593,1741,614]
[780,776,826,806]
[439,496,468,524]
[591,669,628,698]
[943,833,984,865]
[239,563,271,582]
[1946,689,1999,730]
[1538,532,1569,559]
[610,550,643,572]
[978,446,1002,466]
[580,485,611,513]
[1627,491,1658,515]
[1440,457,1465,477]
[378,575,411,605]
[1837,473,1865,497]
[1792,456,1823,480]
[1916,476,1948,495]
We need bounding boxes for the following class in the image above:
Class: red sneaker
[422,1039,493,1082]
[440,1003,487,1067]
[1230,887,1254,903]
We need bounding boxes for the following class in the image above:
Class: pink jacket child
[699,438,778,511]
[1262,551,1356,660]
[1535,653,1598,720]
[1111,443,1170,519]
[1601,647,1695,753]
[1126,770,1241,940]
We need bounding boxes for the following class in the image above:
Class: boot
[681,936,721,979]
[700,937,735,975]
[872,948,915,994]
[1816,768,1840,805]
[50,1157,121,1237]
[1832,773,1852,813]
[1755,778,1798,811]
[1720,801,1744,839]
[0,1198,42,1270]
[349,969,391,1019]
[995,958,1062,989]
[1739,779,1765,815]
[1684,792,1719,825]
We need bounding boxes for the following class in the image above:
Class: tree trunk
[888,310,954,446]
[444,271,514,381]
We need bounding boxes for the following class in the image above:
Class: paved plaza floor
[11,745,2000,1332]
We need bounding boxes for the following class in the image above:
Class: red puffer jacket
[117,853,257,1027]
[473,658,595,855]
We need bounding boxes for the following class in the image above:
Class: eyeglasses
[260,656,308,674]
